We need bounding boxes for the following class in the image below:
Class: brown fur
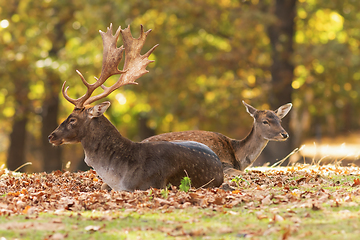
[142,101,292,176]
[49,102,224,191]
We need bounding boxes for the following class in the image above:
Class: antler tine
[63,23,126,108]
[97,24,126,82]
[83,25,158,106]
[61,81,77,106]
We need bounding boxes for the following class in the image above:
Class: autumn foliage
[1,165,360,216]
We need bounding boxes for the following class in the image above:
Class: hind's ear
[88,101,111,118]
[242,101,257,118]
[274,103,292,119]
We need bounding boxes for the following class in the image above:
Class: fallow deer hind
[143,101,292,176]
[48,24,223,191]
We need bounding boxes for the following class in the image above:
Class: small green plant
[179,177,191,192]
[148,189,153,200]
[231,175,249,188]
[161,184,171,199]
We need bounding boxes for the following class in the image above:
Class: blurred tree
[6,72,30,171]
[41,4,73,172]
[2,0,33,171]
[131,0,272,138]
[0,0,106,171]
[262,0,297,163]
[1,0,360,171]
[291,0,360,148]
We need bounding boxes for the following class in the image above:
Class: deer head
[49,24,158,145]
[242,101,292,141]
[49,102,111,146]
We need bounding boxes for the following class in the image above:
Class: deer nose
[48,134,54,141]
[281,132,289,139]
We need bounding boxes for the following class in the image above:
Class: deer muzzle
[278,131,289,141]
[48,132,63,146]
[281,132,289,139]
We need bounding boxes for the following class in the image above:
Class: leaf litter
[1,165,360,215]
[1,164,360,238]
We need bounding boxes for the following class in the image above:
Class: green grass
[1,205,360,239]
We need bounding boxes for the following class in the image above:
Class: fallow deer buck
[143,101,292,176]
[48,24,223,191]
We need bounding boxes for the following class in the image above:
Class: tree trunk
[138,112,156,140]
[260,0,297,165]
[41,73,62,172]
[7,79,30,172]
[7,117,28,171]
[40,9,71,172]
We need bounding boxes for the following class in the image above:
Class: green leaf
[179,177,191,192]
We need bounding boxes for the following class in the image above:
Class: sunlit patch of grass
[288,175,306,181]
[253,164,360,176]
[295,134,360,166]
[327,174,359,184]
[2,196,360,239]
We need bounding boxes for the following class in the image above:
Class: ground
[1,164,360,239]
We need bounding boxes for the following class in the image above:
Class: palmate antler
[62,24,158,108]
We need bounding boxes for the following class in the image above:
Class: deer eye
[262,120,269,125]
[69,118,77,124]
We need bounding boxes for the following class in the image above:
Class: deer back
[142,130,239,169]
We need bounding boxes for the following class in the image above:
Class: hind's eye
[262,120,269,125]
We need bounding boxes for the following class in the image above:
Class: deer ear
[242,101,257,118]
[88,101,111,118]
[275,103,292,119]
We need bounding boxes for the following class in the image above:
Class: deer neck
[231,124,269,170]
[81,116,135,190]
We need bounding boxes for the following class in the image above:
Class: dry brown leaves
[1,165,360,216]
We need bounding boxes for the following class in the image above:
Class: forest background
[1,0,360,173]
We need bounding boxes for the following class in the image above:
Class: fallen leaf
[49,233,66,240]
[22,205,31,214]
[274,214,284,222]
[188,228,205,236]
[312,203,321,211]
[282,225,291,240]
[227,210,239,215]
[85,225,101,232]
[255,211,268,220]
[352,178,360,187]
[218,227,233,234]
[262,195,272,205]
[232,190,242,194]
